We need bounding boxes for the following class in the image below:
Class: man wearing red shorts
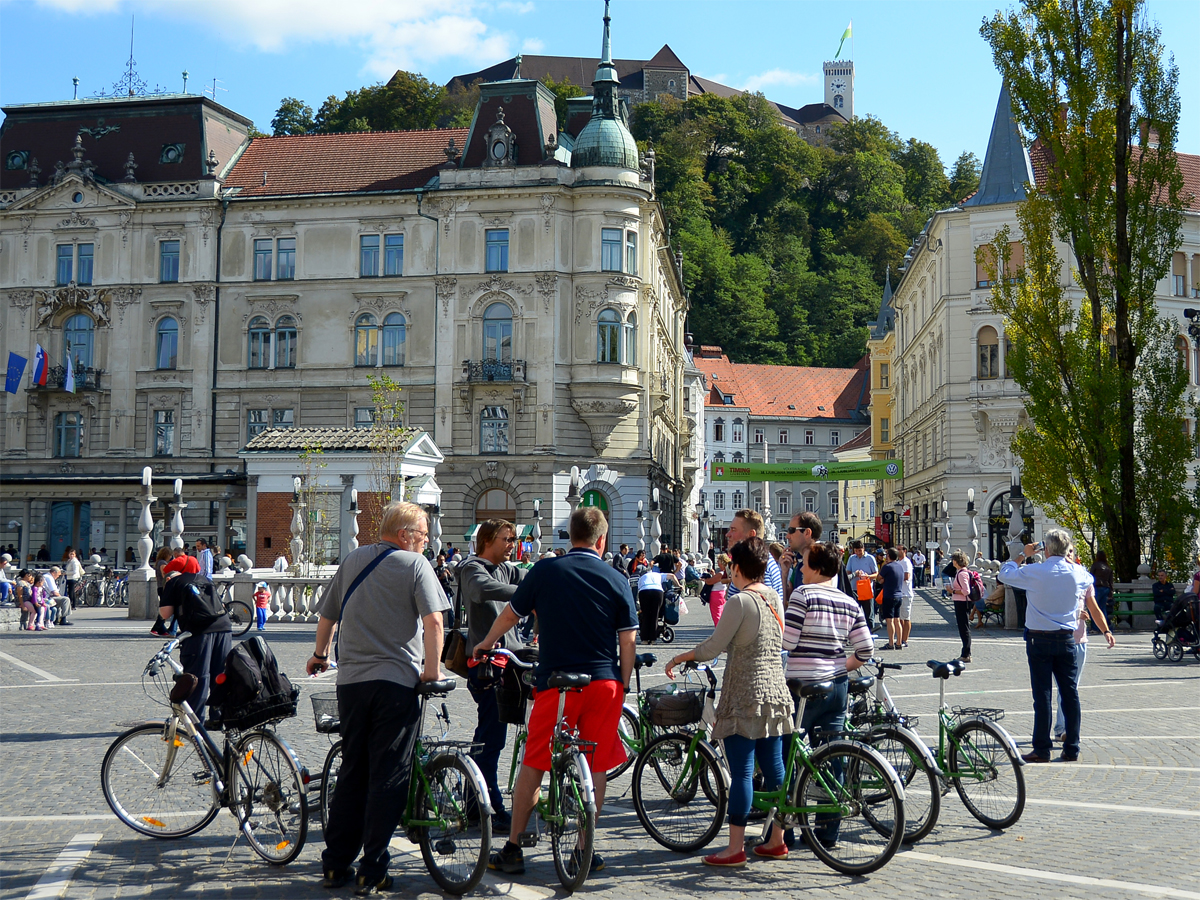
[474,506,637,876]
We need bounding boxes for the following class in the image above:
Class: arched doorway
[987,489,1033,561]
[475,488,516,524]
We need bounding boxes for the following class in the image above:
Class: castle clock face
[491,139,508,160]
[831,79,846,94]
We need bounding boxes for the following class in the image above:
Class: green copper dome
[572,1,640,170]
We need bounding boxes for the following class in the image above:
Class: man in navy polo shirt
[474,506,637,877]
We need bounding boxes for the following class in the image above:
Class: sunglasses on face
[504,536,517,543]
[786,526,808,535]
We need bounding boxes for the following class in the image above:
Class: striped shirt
[782,581,874,683]
[728,555,784,600]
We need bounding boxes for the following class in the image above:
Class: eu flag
[5,352,27,394]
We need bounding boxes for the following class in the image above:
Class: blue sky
[1,0,1196,169]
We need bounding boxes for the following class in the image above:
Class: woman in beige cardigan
[666,537,793,867]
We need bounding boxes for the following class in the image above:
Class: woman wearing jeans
[1055,545,1113,742]
[950,551,973,662]
[665,537,792,867]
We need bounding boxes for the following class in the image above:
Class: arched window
[977,325,999,379]
[624,312,637,365]
[355,313,378,367]
[275,316,297,368]
[480,405,509,454]
[248,316,271,369]
[833,94,844,109]
[732,451,744,462]
[155,317,178,370]
[63,314,94,369]
[598,309,621,363]
[382,313,406,366]
[476,488,515,522]
[483,302,512,362]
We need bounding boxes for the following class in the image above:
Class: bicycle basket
[952,706,1005,723]
[645,684,705,727]
[495,664,534,726]
[311,692,340,734]
[223,686,300,732]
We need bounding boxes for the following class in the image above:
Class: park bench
[1109,583,1186,631]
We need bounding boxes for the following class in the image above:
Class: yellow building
[832,426,875,544]
[867,274,898,545]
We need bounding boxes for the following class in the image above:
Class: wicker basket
[645,685,705,727]
[311,692,340,734]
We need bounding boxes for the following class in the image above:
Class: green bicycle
[486,649,598,893]
[607,651,662,780]
[316,679,492,895]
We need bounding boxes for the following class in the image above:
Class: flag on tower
[5,352,27,394]
[835,21,852,58]
[32,343,49,386]
[64,354,76,393]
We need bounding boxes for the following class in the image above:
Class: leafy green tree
[897,138,950,213]
[947,151,982,204]
[982,0,1189,579]
[539,75,585,131]
[313,72,447,134]
[440,79,481,128]
[271,97,315,136]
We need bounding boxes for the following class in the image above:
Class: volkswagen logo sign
[885,463,899,476]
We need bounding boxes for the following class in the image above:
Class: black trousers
[178,629,232,723]
[638,590,664,642]
[63,579,79,622]
[323,680,421,883]
[953,600,972,658]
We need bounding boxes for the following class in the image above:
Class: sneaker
[566,848,604,877]
[702,849,746,867]
[488,841,525,875]
[353,874,393,896]
[1058,754,1079,763]
[901,641,909,649]
[149,628,171,638]
[322,867,355,889]
[1053,733,1065,743]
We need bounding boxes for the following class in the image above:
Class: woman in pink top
[950,551,972,663]
[1055,545,1115,741]
[708,553,730,625]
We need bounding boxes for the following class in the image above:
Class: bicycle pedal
[517,830,539,848]
[434,838,457,855]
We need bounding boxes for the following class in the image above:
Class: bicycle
[485,649,598,893]
[101,634,309,865]
[215,582,254,637]
[315,679,492,895]
[606,651,660,780]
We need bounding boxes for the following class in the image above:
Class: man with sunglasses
[459,518,526,830]
[702,508,784,598]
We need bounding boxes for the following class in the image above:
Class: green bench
[1109,583,1185,631]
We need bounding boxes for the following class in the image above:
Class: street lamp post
[428,503,442,557]
[697,502,709,559]
[566,466,582,512]
[850,512,858,541]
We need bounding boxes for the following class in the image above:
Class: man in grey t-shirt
[307,502,449,894]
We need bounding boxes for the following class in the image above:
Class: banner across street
[709,460,903,481]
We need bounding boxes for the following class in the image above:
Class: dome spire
[572,1,640,169]
[591,0,620,118]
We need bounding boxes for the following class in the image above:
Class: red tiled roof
[223,129,468,197]
[703,354,868,420]
[835,427,872,452]
[1020,139,1197,210]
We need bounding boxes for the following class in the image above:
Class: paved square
[2,590,1197,899]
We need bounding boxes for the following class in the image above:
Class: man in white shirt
[897,546,915,648]
[196,538,214,581]
[911,549,926,588]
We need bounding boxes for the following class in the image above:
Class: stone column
[117,498,129,567]
[20,499,32,565]
[246,474,259,566]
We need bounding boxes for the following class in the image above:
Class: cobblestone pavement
[2,588,1198,899]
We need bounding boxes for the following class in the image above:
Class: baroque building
[0,6,700,564]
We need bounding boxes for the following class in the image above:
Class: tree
[312,72,447,134]
[540,75,585,131]
[361,373,409,543]
[981,0,1190,579]
[271,97,314,136]
[947,151,982,204]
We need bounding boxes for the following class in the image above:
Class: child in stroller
[1153,592,1200,662]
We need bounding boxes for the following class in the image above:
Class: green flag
[835,21,852,59]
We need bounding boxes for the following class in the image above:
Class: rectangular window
[480,405,510,454]
[354,407,375,428]
[160,240,180,283]
[54,411,83,458]
[880,418,890,443]
[275,324,296,368]
[732,423,743,443]
[732,491,744,509]
[830,430,840,447]
[975,245,995,289]
[56,245,73,285]
[626,230,638,276]
[753,428,764,444]
[713,422,725,442]
[714,491,725,510]
[247,409,268,441]
[777,495,790,516]
[753,495,763,513]
[879,362,890,389]
[804,495,816,513]
[778,429,789,444]
[253,239,273,281]
[485,229,509,272]
[1175,275,1186,297]
[76,243,93,285]
[830,495,839,518]
[979,343,999,379]
[804,429,815,445]
[360,235,379,277]
[601,228,622,272]
[276,237,296,280]
[383,234,404,276]
[154,410,175,457]
[249,327,270,369]
[273,408,294,428]
[870,500,876,516]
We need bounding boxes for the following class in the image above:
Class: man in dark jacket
[460,519,525,830]
[159,555,231,723]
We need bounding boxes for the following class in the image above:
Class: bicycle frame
[849,663,942,776]
[929,675,1022,782]
[402,692,492,829]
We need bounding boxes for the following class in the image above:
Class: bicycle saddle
[847,674,876,695]
[788,679,836,699]
[634,653,657,669]
[169,672,198,703]
[515,647,540,664]
[926,659,965,680]
[417,679,457,696]
[547,671,592,690]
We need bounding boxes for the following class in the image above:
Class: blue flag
[5,352,27,394]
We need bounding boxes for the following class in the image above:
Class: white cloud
[521,37,545,54]
[497,1,536,13]
[738,69,820,93]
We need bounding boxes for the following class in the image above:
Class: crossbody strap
[335,545,400,661]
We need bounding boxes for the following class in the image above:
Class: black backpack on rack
[211,635,299,731]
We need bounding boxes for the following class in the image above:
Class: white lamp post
[169,478,186,551]
[650,487,662,557]
[136,467,157,581]
[347,488,360,553]
[967,488,979,563]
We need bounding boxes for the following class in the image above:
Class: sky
[1,0,1196,169]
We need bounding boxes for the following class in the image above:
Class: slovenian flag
[64,354,76,393]
[32,343,48,386]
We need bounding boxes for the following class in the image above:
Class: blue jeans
[466,665,508,815]
[1026,630,1080,758]
[722,734,785,827]
[1094,586,1112,623]
[1054,641,1086,736]
[797,676,848,843]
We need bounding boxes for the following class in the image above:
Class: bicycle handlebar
[682,660,719,688]
[481,648,534,669]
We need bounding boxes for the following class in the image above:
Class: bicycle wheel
[416,753,491,895]
[85,581,102,607]
[225,599,254,637]
[793,740,904,876]
[319,741,342,827]
[949,719,1025,829]
[606,706,641,780]
[632,733,726,853]
[232,730,308,864]
[101,722,220,838]
[864,726,940,843]
[1152,638,1167,660]
[550,750,595,893]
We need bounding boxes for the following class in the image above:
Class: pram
[1152,592,1200,662]
[630,577,678,644]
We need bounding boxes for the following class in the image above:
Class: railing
[141,181,201,199]
[212,570,334,624]
[30,365,103,391]
[462,358,525,382]
[0,190,17,207]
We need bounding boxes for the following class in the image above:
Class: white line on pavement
[388,836,552,899]
[888,668,992,679]
[0,649,67,683]
[1010,736,1200,741]
[24,832,102,900]
[0,681,139,690]
[1004,706,1200,715]
[890,678,1188,699]
[0,815,112,823]
[1024,798,1200,817]
[1026,763,1200,773]
[900,849,1200,899]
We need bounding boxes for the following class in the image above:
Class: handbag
[441,628,471,678]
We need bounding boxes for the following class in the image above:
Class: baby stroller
[630,576,677,644]
[1152,592,1200,662]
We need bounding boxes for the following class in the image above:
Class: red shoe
[703,850,746,867]
[752,843,789,860]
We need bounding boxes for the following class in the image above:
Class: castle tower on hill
[823,60,854,120]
